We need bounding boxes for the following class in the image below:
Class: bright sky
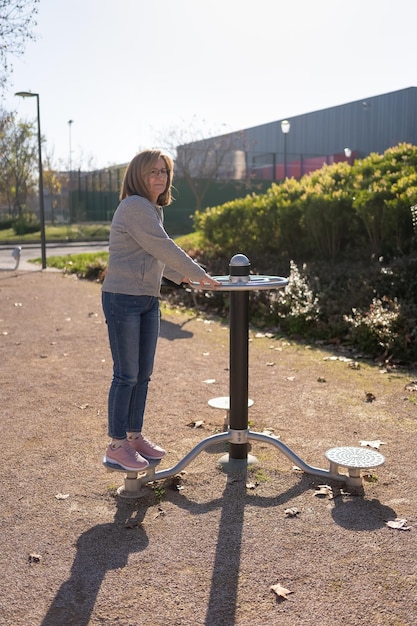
[2,0,417,170]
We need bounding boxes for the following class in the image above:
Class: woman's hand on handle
[199,273,221,289]
[183,273,220,289]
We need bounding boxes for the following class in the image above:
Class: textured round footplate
[102,457,160,473]
[325,446,385,469]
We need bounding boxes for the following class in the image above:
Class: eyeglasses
[148,168,170,177]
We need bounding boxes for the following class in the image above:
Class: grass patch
[247,467,269,483]
[45,251,109,280]
[0,223,111,242]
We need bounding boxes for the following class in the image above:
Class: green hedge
[194,143,417,263]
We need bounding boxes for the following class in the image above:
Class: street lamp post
[15,91,46,269]
[68,119,74,222]
[281,119,291,180]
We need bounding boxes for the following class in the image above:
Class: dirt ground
[1,268,417,626]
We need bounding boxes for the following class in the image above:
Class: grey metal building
[177,86,417,180]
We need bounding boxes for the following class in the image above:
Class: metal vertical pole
[229,255,250,460]
[35,95,47,270]
[15,92,46,267]
[68,120,73,224]
[283,132,287,180]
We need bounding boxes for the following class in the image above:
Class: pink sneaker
[128,433,166,460]
[105,440,149,471]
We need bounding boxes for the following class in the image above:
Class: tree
[157,117,247,212]
[0,111,37,217]
[0,0,39,92]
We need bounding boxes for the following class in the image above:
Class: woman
[102,149,219,471]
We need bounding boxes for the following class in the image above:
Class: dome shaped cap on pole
[229,254,251,280]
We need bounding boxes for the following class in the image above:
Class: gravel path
[1,270,416,626]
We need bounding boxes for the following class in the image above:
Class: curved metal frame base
[103,430,385,497]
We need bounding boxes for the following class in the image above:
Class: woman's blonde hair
[120,149,174,206]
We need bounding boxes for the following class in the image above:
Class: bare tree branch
[157,117,246,211]
[0,0,39,92]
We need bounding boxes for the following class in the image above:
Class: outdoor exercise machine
[103,254,385,497]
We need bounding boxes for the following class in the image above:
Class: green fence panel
[72,179,271,236]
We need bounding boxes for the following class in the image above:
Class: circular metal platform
[208,396,254,410]
[190,275,288,292]
[325,446,385,469]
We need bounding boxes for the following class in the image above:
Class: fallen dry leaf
[54,493,70,500]
[360,439,386,449]
[314,485,333,499]
[284,507,300,517]
[187,419,204,428]
[28,553,41,564]
[261,428,280,439]
[154,507,165,519]
[386,518,411,531]
[348,361,361,369]
[270,583,294,599]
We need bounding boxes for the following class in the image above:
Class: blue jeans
[102,292,160,439]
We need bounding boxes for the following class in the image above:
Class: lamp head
[281,119,291,135]
[15,91,37,98]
